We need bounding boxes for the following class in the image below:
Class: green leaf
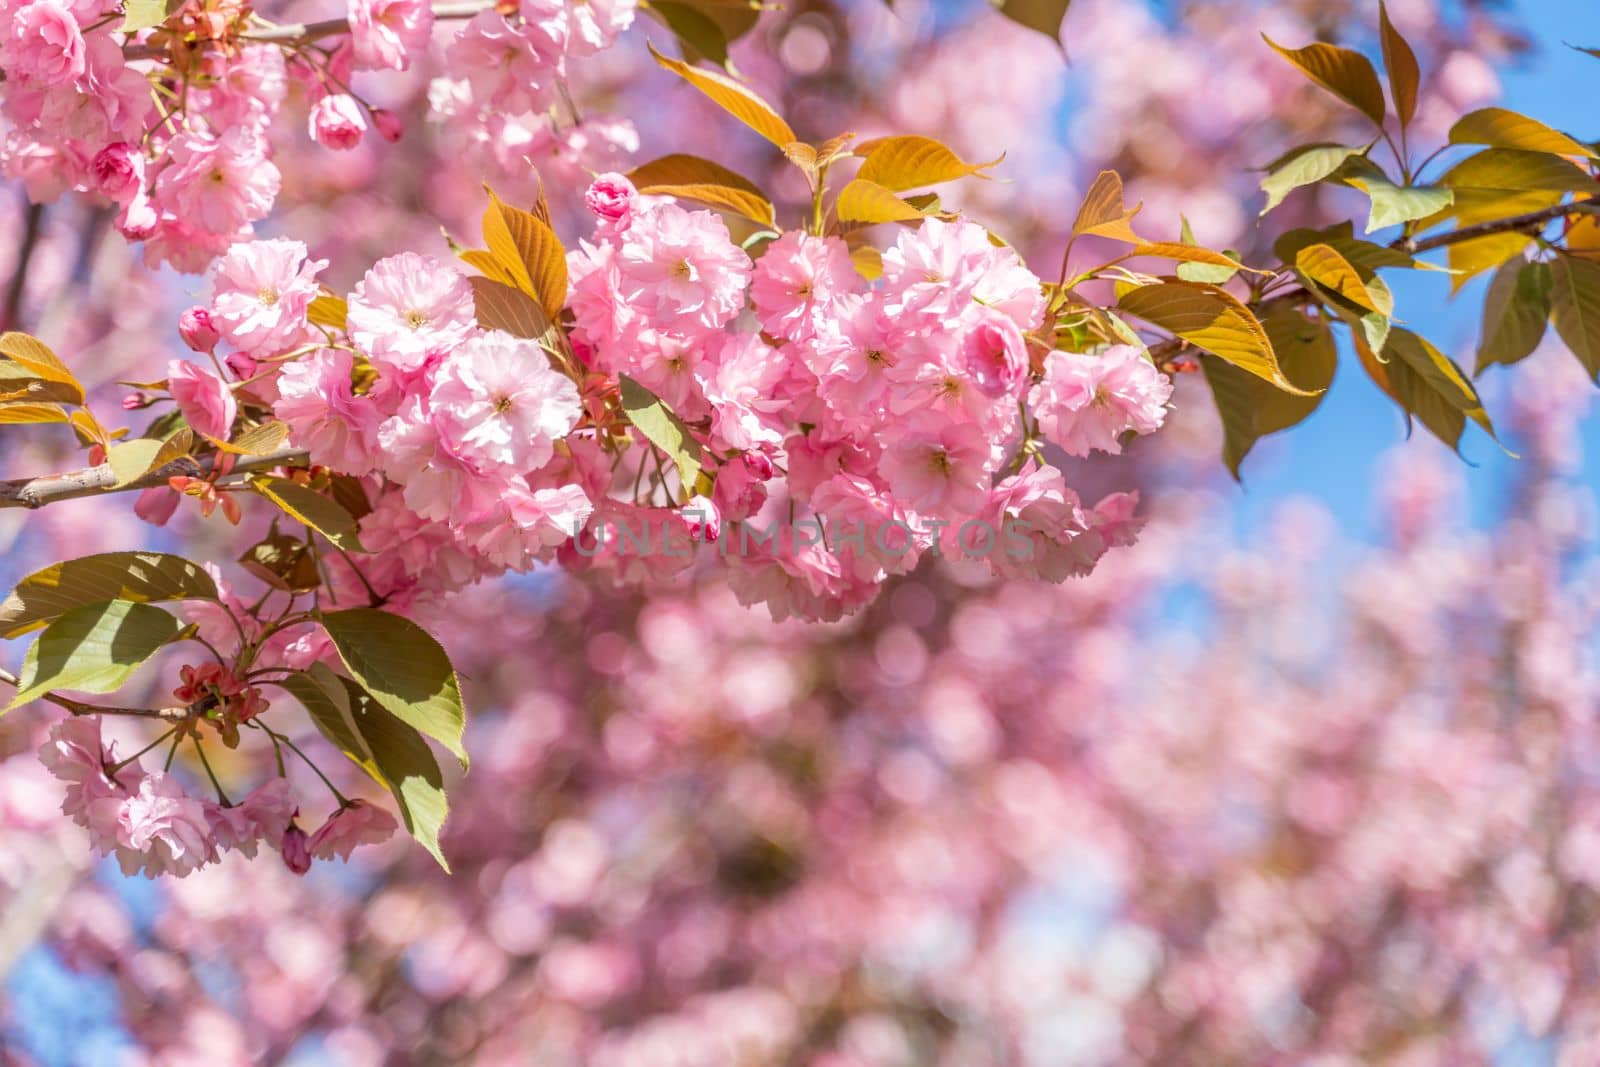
[0,552,217,640]
[1448,107,1597,160]
[1294,243,1394,316]
[280,663,451,870]
[618,374,706,496]
[1385,327,1501,451]
[1175,216,1241,284]
[4,601,182,712]
[627,154,775,226]
[120,0,172,31]
[248,476,365,552]
[1118,281,1315,395]
[468,277,552,340]
[991,0,1070,47]
[649,0,732,66]
[0,333,83,406]
[1337,159,1454,231]
[855,135,1002,192]
[1202,302,1337,478]
[1549,253,1600,380]
[320,609,468,766]
[1476,259,1551,373]
[1259,144,1363,215]
[1378,1,1420,129]
[105,439,166,489]
[1273,221,1419,272]
[1262,35,1386,126]
[208,421,290,456]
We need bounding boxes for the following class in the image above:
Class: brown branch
[0,446,308,511]
[123,0,495,61]
[2,201,44,332]
[1395,198,1600,255]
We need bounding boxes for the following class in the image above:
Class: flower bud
[178,307,220,355]
[281,824,313,875]
[90,143,144,204]
[308,94,368,151]
[584,173,637,229]
[371,108,404,143]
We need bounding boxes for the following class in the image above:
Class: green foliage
[627,154,776,226]
[619,374,708,498]
[1549,253,1600,380]
[0,552,217,640]
[320,609,469,766]
[1476,259,1552,373]
[4,601,183,712]
[248,476,366,552]
[1117,282,1314,394]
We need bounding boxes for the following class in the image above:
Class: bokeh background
[2,0,1599,1063]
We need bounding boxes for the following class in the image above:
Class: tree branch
[123,0,495,61]
[1395,198,1600,255]
[0,447,309,511]
[2,201,44,332]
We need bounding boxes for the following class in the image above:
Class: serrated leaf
[0,333,82,405]
[1476,259,1551,373]
[1549,253,1600,380]
[1378,1,1419,129]
[468,277,552,340]
[1202,303,1336,477]
[249,476,365,552]
[855,135,1002,192]
[1449,108,1597,159]
[836,178,927,224]
[992,0,1070,47]
[281,663,451,870]
[649,41,796,147]
[1072,170,1142,242]
[619,374,705,494]
[1294,243,1394,316]
[1117,282,1315,395]
[0,552,217,640]
[482,188,567,320]
[1263,35,1386,126]
[4,601,182,712]
[627,154,775,226]
[1385,327,1500,450]
[320,609,468,766]
[1259,144,1363,215]
[106,439,165,488]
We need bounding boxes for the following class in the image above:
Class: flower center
[257,287,279,307]
[928,449,952,474]
[671,259,693,280]
[493,392,515,414]
[404,309,430,329]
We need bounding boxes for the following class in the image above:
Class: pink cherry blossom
[113,774,217,879]
[208,238,326,356]
[308,93,369,150]
[349,0,435,71]
[1029,344,1173,456]
[154,129,281,238]
[274,348,384,474]
[430,331,584,474]
[5,0,86,86]
[89,142,143,203]
[309,801,398,861]
[348,251,478,374]
[167,358,237,440]
[617,203,752,331]
[585,172,638,229]
[749,231,863,343]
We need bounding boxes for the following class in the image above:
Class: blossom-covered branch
[121,0,497,62]
[0,447,308,510]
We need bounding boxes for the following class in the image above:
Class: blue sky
[1221,0,1600,540]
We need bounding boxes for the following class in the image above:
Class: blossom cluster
[37,716,393,878]
[0,0,640,272]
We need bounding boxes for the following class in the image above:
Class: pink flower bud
[90,143,144,204]
[584,173,637,228]
[281,824,312,875]
[178,306,220,355]
[308,94,368,151]
[134,487,180,526]
[115,194,158,241]
[683,495,721,543]
[371,108,404,143]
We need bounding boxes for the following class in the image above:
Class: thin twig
[1395,198,1600,255]
[2,201,44,332]
[122,0,494,61]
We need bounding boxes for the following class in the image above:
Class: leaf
[992,0,1071,47]
[1441,149,1595,194]
[1117,282,1315,395]
[0,333,82,405]
[619,374,706,494]
[1476,259,1551,373]
[1072,170,1142,243]
[1263,35,1387,126]
[307,291,349,331]
[1336,158,1454,231]
[238,531,320,593]
[120,0,173,31]
[1124,243,1258,273]
[1549,253,1600,380]
[855,135,1003,192]
[1294,243,1394,316]
[649,0,732,66]
[835,179,927,224]
[1259,144,1363,215]
[627,154,775,226]
[207,420,290,456]
[1273,221,1418,271]
[1448,108,1597,160]
[850,245,883,281]
[1202,303,1336,478]
[1378,1,1420,129]
[106,439,165,489]
[649,41,797,148]
[482,188,567,320]
[281,663,451,870]
[468,277,552,340]
[0,402,69,425]
[320,609,468,766]
[0,552,217,640]
[1385,327,1500,450]
[248,476,366,552]
[4,601,182,713]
